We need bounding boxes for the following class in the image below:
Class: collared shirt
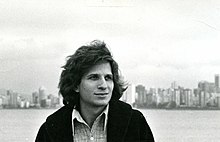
[72,105,109,142]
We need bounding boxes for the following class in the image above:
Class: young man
[36,40,154,142]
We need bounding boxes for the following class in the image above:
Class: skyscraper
[7,90,18,108]
[135,85,146,105]
[39,86,47,107]
[32,91,40,107]
[215,74,219,89]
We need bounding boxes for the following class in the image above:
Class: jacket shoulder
[46,105,72,123]
[110,100,132,110]
[110,100,144,116]
[36,105,74,142]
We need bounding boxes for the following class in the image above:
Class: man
[36,40,154,142]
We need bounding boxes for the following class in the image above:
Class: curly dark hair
[58,40,127,106]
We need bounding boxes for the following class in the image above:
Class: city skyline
[1,0,220,95]
[0,73,219,97]
[1,74,220,109]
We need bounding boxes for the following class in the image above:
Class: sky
[1,0,220,95]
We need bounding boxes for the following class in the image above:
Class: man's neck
[79,103,107,128]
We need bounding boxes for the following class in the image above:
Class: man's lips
[94,93,108,96]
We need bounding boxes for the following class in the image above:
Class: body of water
[0,109,220,142]
[141,109,220,142]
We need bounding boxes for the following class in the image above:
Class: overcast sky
[1,0,220,95]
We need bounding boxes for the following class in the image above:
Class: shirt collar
[72,104,109,136]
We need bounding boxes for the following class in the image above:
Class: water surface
[0,109,220,142]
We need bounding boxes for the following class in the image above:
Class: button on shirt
[72,105,109,142]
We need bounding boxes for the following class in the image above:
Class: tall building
[180,89,186,106]
[198,81,215,93]
[215,74,219,89]
[135,85,146,105]
[174,89,180,106]
[7,90,18,108]
[162,89,170,103]
[39,86,47,107]
[32,91,40,107]
[193,89,200,106]
[217,96,220,108]
[184,89,193,107]
[156,88,164,105]
[0,89,7,108]
[199,91,206,107]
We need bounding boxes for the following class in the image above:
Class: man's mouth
[94,93,108,96]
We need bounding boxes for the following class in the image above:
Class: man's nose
[98,77,107,90]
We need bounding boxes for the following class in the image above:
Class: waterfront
[0,109,220,142]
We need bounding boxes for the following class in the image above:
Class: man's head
[58,40,127,106]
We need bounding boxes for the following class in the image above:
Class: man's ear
[75,86,79,92]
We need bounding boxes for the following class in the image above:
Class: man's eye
[105,75,113,81]
[88,75,98,80]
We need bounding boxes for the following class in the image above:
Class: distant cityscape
[0,86,61,109]
[122,74,220,110]
[1,74,220,110]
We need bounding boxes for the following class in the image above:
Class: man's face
[76,62,114,108]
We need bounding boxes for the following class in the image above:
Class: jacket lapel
[107,100,132,142]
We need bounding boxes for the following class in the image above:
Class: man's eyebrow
[86,73,98,76]
[87,73,112,76]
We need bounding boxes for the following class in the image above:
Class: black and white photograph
[0,0,220,142]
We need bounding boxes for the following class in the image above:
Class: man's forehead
[85,62,112,75]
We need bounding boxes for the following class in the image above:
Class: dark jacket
[35,100,154,142]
